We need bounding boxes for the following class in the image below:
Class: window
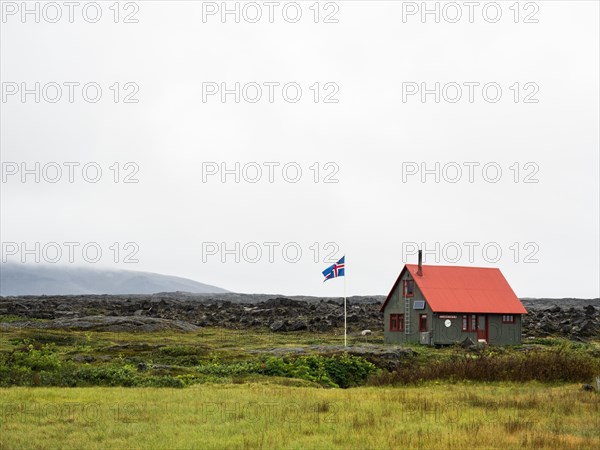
[413,300,425,310]
[502,315,515,324]
[390,314,404,332]
[419,314,428,332]
[462,315,478,332]
[403,279,415,297]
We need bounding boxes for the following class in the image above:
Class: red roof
[380,264,527,314]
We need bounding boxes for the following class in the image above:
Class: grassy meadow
[1,383,598,449]
[1,325,599,448]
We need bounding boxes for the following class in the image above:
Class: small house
[381,252,527,345]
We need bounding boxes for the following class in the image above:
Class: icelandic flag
[322,256,345,282]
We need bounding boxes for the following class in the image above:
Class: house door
[477,315,488,341]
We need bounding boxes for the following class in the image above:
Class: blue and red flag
[322,256,345,282]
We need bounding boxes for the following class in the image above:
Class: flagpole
[344,256,347,347]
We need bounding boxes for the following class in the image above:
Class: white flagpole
[344,256,347,347]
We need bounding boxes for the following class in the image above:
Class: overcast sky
[1,1,598,298]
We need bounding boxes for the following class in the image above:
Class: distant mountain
[0,263,229,296]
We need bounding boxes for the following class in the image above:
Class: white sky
[1,1,599,298]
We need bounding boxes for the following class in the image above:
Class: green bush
[72,364,138,386]
[8,344,62,372]
[259,354,376,388]
[156,345,209,366]
[322,353,377,388]
[0,363,32,387]
[195,356,256,377]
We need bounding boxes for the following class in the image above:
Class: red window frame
[462,315,481,332]
[403,279,415,298]
[390,314,398,332]
[502,315,515,324]
[470,314,477,332]
[419,314,428,332]
[390,314,404,332]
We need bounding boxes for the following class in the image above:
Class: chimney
[417,250,423,276]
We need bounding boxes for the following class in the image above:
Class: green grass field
[1,383,598,449]
[1,325,599,449]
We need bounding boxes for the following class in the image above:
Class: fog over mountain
[0,264,229,296]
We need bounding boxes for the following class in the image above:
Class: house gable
[383,268,429,311]
[382,269,434,343]
[380,265,410,312]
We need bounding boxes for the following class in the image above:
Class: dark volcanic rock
[263,298,305,308]
[0,294,384,334]
[1,295,598,338]
[287,321,308,331]
[522,301,600,339]
[460,337,476,349]
[4,315,200,333]
[269,320,287,332]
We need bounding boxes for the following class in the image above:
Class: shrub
[322,353,377,388]
[9,344,62,372]
[195,359,256,377]
[0,363,32,387]
[72,364,138,387]
[259,354,376,388]
[368,346,600,385]
[156,345,209,366]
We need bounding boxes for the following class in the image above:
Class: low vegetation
[0,326,599,448]
[369,343,599,385]
[0,383,598,449]
[1,327,599,389]
[0,328,380,388]
[0,348,377,390]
